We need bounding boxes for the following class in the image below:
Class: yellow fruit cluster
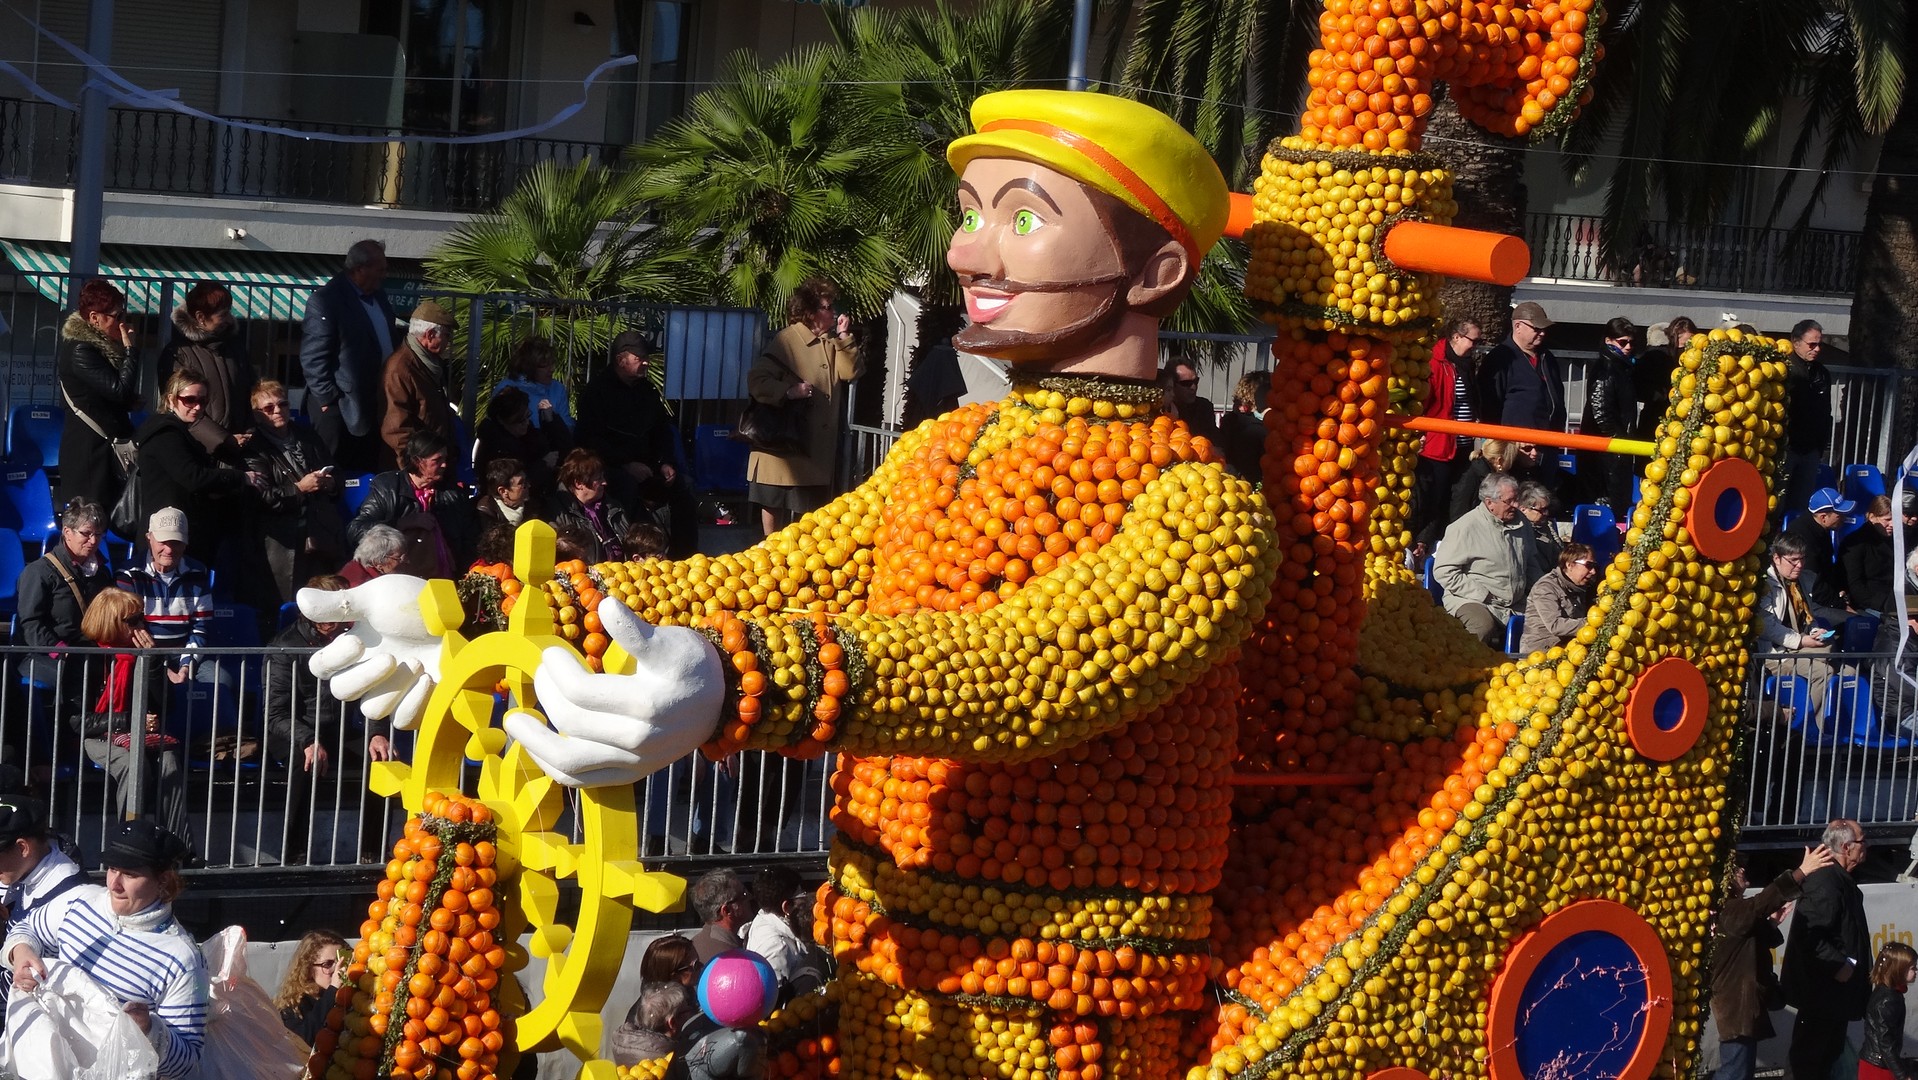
[614,1059,672,1080]
[1244,146,1457,332]
[1195,331,1788,1079]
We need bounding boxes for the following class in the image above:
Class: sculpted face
[947,157,1187,370]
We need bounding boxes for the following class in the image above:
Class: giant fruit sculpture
[305,0,1792,1076]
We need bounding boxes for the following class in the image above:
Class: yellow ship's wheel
[366,522,687,1079]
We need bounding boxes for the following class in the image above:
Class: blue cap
[1808,487,1855,514]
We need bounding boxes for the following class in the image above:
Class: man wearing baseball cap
[1477,300,1566,434]
[116,507,231,698]
[380,300,460,471]
[0,787,81,1031]
[1784,487,1854,608]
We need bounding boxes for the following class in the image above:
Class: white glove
[504,598,726,788]
[298,575,442,731]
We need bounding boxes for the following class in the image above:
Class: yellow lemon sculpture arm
[715,461,1277,762]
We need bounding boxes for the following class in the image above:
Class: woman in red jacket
[1412,319,1480,556]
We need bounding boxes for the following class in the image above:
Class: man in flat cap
[381,300,460,472]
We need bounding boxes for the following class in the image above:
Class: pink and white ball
[697,949,779,1028]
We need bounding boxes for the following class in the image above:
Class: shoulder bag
[733,352,810,456]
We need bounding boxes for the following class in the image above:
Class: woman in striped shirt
[4,820,205,1078]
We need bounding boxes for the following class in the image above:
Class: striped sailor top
[3,884,207,1078]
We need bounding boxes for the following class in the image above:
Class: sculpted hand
[503,598,725,788]
[298,575,442,731]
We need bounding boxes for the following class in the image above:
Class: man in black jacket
[264,573,393,864]
[1787,487,1855,609]
[1779,319,1832,517]
[1781,818,1872,1080]
[300,240,397,474]
[1476,301,1566,434]
[1709,844,1836,1080]
[576,332,698,557]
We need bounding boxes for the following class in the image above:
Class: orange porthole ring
[1486,899,1674,1080]
[1624,657,1711,761]
[1685,457,1767,562]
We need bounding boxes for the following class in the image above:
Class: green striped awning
[1,241,341,322]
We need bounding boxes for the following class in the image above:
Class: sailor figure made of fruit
[300,89,1279,1080]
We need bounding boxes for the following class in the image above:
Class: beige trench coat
[746,322,865,489]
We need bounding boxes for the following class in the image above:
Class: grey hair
[1477,471,1518,504]
[1821,818,1861,852]
[408,318,445,338]
[1770,532,1809,560]
[1517,481,1555,513]
[353,524,406,567]
[60,497,106,534]
[690,868,744,923]
[637,981,695,1032]
[344,240,385,271]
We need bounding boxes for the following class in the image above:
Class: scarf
[580,500,625,562]
[115,898,175,934]
[408,336,445,383]
[493,499,526,526]
[92,653,137,716]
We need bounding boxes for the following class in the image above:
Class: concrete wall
[521,0,620,142]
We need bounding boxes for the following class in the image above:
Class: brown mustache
[962,272,1130,294]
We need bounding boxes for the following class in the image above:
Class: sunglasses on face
[177,395,205,406]
[259,401,289,413]
[312,958,338,971]
[1572,560,1595,569]
[123,615,146,627]
[1176,378,1199,388]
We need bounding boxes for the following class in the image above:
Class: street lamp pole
[70,0,114,304]
[1067,0,1092,91]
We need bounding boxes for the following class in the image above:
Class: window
[604,0,695,145]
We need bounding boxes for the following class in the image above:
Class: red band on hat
[980,118,1200,263]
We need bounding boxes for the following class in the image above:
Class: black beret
[0,794,47,846]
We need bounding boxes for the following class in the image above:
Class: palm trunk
[1425,94,1528,341]
[1857,84,1918,458]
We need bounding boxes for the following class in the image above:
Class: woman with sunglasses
[56,278,142,512]
[273,929,347,1045]
[1518,542,1600,655]
[72,589,191,842]
[242,380,342,608]
[158,282,256,455]
[134,372,255,565]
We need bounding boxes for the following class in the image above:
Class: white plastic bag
[3,958,159,1080]
[194,926,310,1080]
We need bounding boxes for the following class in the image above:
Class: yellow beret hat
[947,90,1230,266]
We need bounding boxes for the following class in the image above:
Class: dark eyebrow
[957,179,980,205]
[992,177,1061,213]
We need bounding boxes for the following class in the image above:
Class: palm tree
[425,158,701,394]
[627,47,904,324]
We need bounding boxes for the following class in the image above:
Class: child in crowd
[1862,940,1918,1080]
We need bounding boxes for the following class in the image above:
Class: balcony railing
[1524,212,1861,296]
[0,96,615,213]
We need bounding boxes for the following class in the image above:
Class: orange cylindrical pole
[1390,414,1657,457]
[1382,222,1532,286]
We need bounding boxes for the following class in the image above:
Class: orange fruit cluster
[1238,331,1387,771]
[1300,0,1601,150]
[311,792,508,1080]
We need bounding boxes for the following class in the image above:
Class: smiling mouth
[965,291,1014,324]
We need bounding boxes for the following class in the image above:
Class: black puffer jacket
[1785,355,1833,454]
[1862,984,1918,1079]
[159,305,257,450]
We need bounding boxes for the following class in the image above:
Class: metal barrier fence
[0,643,834,874]
[1741,647,1918,839]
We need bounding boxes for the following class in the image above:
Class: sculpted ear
[1125,239,1192,311]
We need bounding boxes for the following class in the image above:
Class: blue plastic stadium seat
[1571,504,1615,544]
[0,527,24,619]
[340,473,377,517]
[694,424,751,494]
[1826,673,1911,749]
[0,466,58,549]
[1835,512,1866,544]
[1844,464,1887,504]
[5,405,62,471]
[1841,613,1882,653]
[1504,614,1526,653]
[1763,674,1812,734]
[1423,555,1443,605]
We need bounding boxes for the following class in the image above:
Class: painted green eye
[1012,209,1043,235]
[960,208,983,233]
